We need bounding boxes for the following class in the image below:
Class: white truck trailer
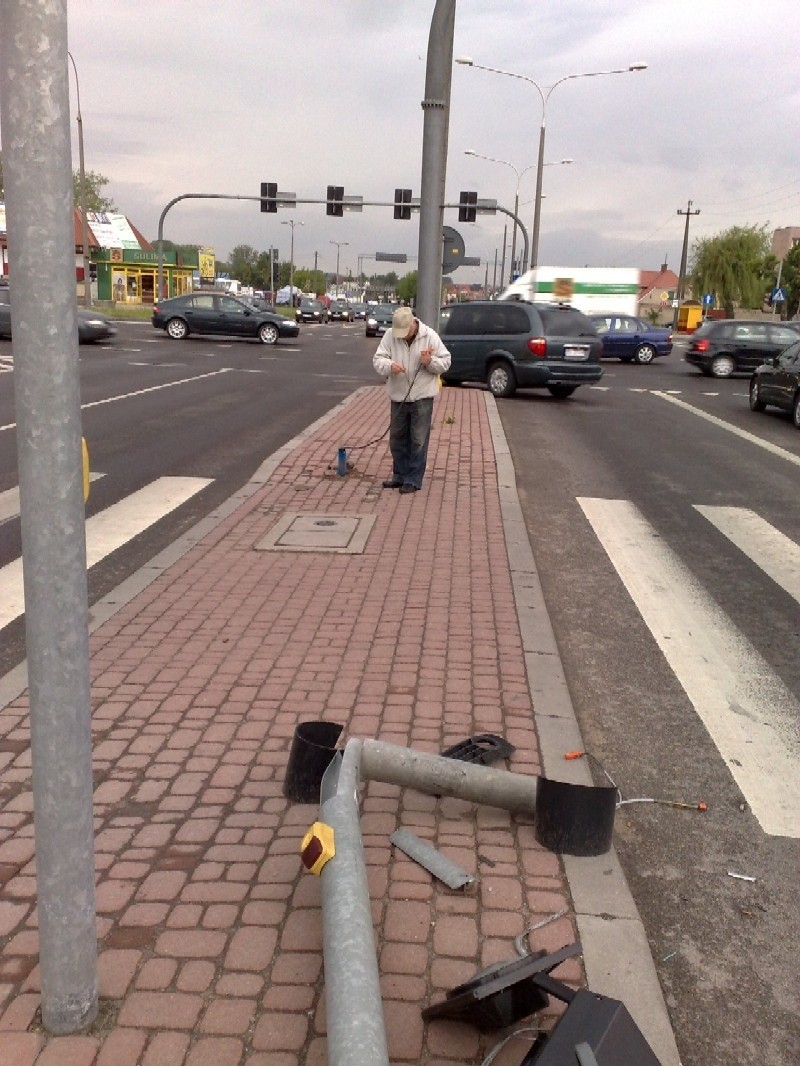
[499,266,640,316]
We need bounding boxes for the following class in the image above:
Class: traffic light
[394,188,412,220]
[458,191,477,223]
[326,185,344,217]
[260,182,277,213]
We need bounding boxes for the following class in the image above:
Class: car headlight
[85,318,106,327]
[367,318,377,326]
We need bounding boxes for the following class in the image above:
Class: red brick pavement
[0,386,580,1064]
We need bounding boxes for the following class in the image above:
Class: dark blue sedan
[589,314,672,364]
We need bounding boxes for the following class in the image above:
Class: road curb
[484,391,681,1066]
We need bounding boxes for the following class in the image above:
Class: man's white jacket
[373,319,451,402]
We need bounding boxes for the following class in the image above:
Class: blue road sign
[772,287,786,303]
[702,293,714,306]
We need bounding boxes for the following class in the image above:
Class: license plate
[564,345,589,360]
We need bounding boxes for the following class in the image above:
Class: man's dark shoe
[382,479,403,489]
[399,483,420,494]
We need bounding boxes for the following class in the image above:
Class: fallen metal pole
[318,738,539,1065]
[319,740,389,1066]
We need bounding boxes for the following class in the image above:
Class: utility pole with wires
[672,200,700,332]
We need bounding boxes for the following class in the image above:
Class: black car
[295,299,329,324]
[749,338,800,428]
[439,300,603,398]
[0,286,117,344]
[685,319,800,377]
[329,300,353,322]
[588,314,672,364]
[151,292,298,344]
[350,302,368,320]
[365,303,397,338]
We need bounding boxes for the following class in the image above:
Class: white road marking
[695,506,800,607]
[0,476,211,631]
[578,496,800,838]
[651,391,800,469]
[589,386,610,391]
[0,368,233,433]
[0,473,105,526]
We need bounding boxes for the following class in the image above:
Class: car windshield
[373,305,395,315]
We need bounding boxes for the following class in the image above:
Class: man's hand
[419,347,434,367]
[390,361,405,375]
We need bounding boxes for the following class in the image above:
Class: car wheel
[749,378,766,412]
[710,354,735,378]
[487,361,516,398]
[258,322,279,345]
[793,392,800,429]
[547,385,577,399]
[633,343,656,365]
[166,317,188,340]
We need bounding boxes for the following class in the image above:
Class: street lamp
[464,150,572,277]
[457,56,646,269]
[281,220,303,306]
[67,51,92,309]
[330,240,349,297]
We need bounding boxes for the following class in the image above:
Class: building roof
[73,209,153,252]
[639,266,679,299]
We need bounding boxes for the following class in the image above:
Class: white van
[500,267,640,317]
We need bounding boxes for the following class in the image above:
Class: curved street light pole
[464,150,535,280]
[457,58,647,270]
[330,240,349,296]
[281,219,303,305]
[67,52,92,308]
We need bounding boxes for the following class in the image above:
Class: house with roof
[2,204,201,303]
[637,262,679,323]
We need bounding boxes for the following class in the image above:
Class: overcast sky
[25,1,800,282]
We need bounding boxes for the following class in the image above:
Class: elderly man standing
[372,306,451,494]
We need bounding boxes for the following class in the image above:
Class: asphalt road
[497,346,799,1066]
[0,324,798,1063]
[0,318,376,673]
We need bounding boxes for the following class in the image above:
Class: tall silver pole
[417,0,456,326]
[67,52,91,309]
[500,224,507,289]
[510,184,520,279]
[531,120,546,270]
[0,0,97,1034]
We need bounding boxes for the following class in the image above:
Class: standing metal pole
[531,119,546,270]
[509,184,520,282]
[500,224,507,290]
[0,0,97,1034]
[417,0,456,326]
[771,260,782,319]
[492,247,498,294]
[67,52,91,309]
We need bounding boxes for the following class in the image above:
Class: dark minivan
[439,301,603,398]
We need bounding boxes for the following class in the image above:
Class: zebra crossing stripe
[0,476,211,632]
[578,496,800,839]
[695,506,800,606]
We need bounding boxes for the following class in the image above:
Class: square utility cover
[256,513,376,554]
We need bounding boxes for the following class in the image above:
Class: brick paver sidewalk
[0,386,579,1065]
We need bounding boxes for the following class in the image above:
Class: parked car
[439,301,603,398]
[329,300,353,322]
[0,286,117,344]
[295,299,329,324]
[588,314,672,364]
[365,303,397,338]
[151,292,299,344]
[749,338,800,428]
[685,319,800,377]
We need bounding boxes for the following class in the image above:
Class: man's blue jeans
[389,397,434,489]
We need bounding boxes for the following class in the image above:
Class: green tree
[689,224,774,318]
[294,268,325,295]
[228,244,259,280]
[73,169,116,212]
[778,242,800,320]
[397,271,417,305]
